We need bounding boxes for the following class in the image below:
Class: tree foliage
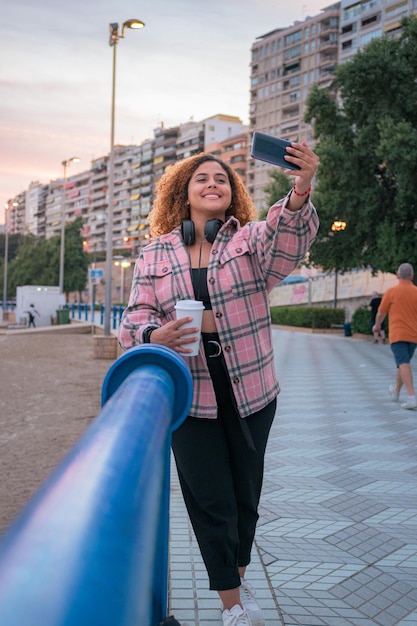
[305,16,417,274]
[6,217,89,300]
[62,218,90,295]
[0,233,35,299]
[259,169,293,220]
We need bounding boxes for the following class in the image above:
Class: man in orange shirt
[373,263,417,410]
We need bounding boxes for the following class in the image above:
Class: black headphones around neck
[181,218,224,246]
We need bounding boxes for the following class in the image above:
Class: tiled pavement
[168,329,417,626]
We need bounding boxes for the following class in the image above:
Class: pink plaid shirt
[119,194,319,418]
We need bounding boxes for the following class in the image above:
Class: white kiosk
[15,286,66,327]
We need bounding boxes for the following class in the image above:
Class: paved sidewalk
[168,330,417,626]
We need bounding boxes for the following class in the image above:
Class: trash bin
[344,322,352,337]
[56,309,70,325]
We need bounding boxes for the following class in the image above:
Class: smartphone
[250,131,301,170]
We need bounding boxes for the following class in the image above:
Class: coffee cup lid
[175,300,205,310]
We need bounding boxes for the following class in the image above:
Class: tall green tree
[305,16,417,274]
[63,218,90,297]
[259,169,293,220]
[0,233,31,298]
[7,217,89,300]
[0,233,28,261]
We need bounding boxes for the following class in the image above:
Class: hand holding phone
[250,131,301,170]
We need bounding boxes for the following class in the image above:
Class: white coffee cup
[174,299,205,356]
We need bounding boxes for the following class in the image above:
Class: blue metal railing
[69,303,124,329]
[0,345,193,626]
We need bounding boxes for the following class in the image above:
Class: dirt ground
[0,329,113,534]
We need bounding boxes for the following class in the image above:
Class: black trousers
[171,333,276,591]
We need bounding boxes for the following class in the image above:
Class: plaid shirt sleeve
[251,190,319,292]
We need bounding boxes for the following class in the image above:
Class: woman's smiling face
[187,160,232,220]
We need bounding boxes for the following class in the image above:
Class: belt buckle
[208,340,221,358]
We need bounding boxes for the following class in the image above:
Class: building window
[360,28,382,46]
[284,44,301,60]
[361,14,380,28]
[284,30,302,45]
[343,3,362,22]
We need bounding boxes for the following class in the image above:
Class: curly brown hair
[149,153,256,237]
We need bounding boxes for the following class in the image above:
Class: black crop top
[191,267,212,310]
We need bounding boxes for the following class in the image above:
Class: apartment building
[6,191,26,235]
[111,145,137,251]
[35,115,247,254]
[44,168,91,247]
[248,3,340,212]
[203,114,245,147]
[153,124,180,184]
[128,139,155,254]
[25,182,49,237]
[248,1,417,212]
[340,0,417,62]
[220,131,250,184]
[206,129,250,185]
[87,155,108,256]
[112,114,245,250]
[43,180,62,241]
[176,121,204,163]
[58,145,135,255]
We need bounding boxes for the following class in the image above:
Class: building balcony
[319,39,338,50]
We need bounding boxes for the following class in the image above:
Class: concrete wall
[269,269,398,321]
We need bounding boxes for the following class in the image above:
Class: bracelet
[293,183,311,197]
[143,326,158,343]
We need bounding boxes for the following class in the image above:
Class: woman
[368,291,386,343]
[119,144,319,626]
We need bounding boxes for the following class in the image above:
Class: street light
[331,221,347,233]
[104,18,145,336]
[2,201,18,314]
[60,157,80,295]
[113,257,131,304]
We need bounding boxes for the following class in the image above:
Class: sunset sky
[1,0,328,220]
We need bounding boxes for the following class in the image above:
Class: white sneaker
[240,579,265,626]
[222,604,251,626]
[401,398,417,410]
[389,385,399,402]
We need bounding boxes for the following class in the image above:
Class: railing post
[0,345,192,626]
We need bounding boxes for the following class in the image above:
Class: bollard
[0,345,192,626]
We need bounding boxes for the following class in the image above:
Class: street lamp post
[2,203,13,312]
[2,202,18,315]
[114,258,131,304]
[3,204,9,312]
[331,220,347,308]
[60,157,80,296]
[104,18,145,336]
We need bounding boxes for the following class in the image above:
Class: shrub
[270,306,345,329]
[351,305,373,335]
